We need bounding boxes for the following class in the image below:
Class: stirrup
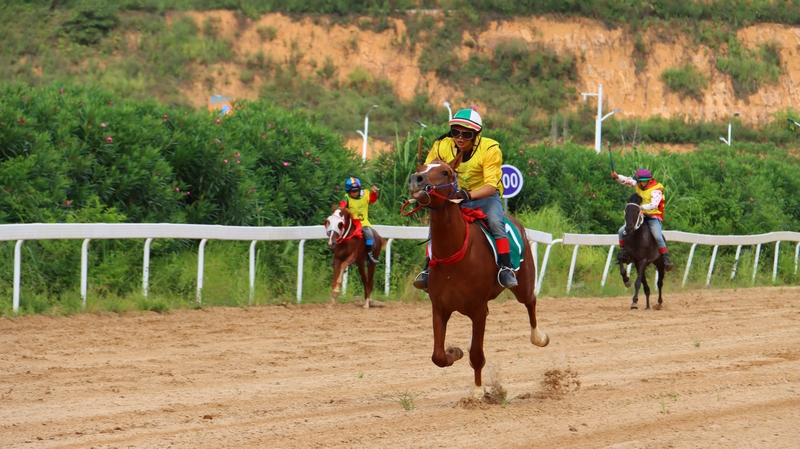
[498,267,518,288]
[413,270,429,290]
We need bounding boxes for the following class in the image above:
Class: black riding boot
[661,252,675,272]
[613,246,628,265]
[413,258,430,290]
[498,253,519,288]
[366,243,379,264]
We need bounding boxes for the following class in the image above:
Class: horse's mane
[628,193,642,204]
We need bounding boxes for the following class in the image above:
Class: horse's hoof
[624,280,632,288]
[473,385,484,399]
[363,298,370,309]
[446,346,463,361]
[645,306,651,310]
[630,302,638,309]
[654,303,662,310]
[531,326,550,347]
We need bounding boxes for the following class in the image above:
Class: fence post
[795,242,800,275]
[601,245,615,287]
[566,245,580,295]
[706,245,719,287]
[143,238,153,297]
[196,239,208,305]
[13,240,23,314]
[81,239,91,308]
[752,243,762,285]
[537,239,561,296]
[773,241,781,283]
[384,238,394,297]
[249,240,258,305]
[296,239,305,303]
[731,245,742,279]
[682,243,697,288]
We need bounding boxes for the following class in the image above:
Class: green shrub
[61,2,120,45]
[661,64,708,100]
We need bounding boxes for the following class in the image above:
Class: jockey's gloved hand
[456,189,471,201]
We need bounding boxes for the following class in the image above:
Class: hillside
[178,11,800,125]
[4,3,800,149]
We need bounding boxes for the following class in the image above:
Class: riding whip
[417,135,424,165]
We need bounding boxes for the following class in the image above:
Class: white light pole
[443,101,452,122]
[358,104,379,162]
[414,119,427,135]
[720,111,740,146]
[581,84,618,154]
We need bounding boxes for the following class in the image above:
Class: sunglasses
[449,128,475,140]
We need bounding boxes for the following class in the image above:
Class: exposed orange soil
[2,287,799,448]
[176,11,800,128]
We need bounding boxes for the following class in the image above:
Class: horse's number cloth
[426,216,524,271]
[477,218,524,271]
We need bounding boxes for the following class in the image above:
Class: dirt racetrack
[2,286,799,449]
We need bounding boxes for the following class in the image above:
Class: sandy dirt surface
[1,287,799,448]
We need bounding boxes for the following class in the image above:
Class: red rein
[402,191,486,268]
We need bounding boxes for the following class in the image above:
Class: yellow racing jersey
[424,135,504,195]
[341,190,374,226]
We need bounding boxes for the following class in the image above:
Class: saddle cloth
[477,217,524,271]
[425,216,524,271]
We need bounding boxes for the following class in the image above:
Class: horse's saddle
[476,217,524,271]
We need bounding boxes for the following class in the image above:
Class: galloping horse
[324,206,384,309]
[619,193,666,310]
[406,155,549,399]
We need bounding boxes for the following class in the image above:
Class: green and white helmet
[449,107,482,132]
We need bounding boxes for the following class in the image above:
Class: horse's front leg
[631,265,645,309]
[620,262,632,288]
[642,269,651,310]
[330,259,346,306]
[431,305,462,369]
[467,305,489,398]
[655,265,665,310]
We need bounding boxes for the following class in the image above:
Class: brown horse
[324,206,384,309]
[406,155,549,398]
[618,193,666,310]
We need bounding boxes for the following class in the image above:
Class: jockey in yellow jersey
[611,168,675,271]
[413,107,518,290]
[340,177,380,264]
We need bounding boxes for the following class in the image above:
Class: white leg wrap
[530,326,550,347]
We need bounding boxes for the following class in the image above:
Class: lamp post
[358,104,379,162]
[442,101,452,122]
[413,120,427,135]
[581,84,619,154]
[719,111,740,146]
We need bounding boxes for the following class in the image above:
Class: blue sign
[501,164,524,198]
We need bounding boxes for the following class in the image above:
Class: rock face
[180,11,800,125]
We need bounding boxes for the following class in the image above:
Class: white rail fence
[561,231,800,294]
[0,223,556,314]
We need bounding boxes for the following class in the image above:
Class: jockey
[413,107,518,290]
[340,177,380,264]
[611,168,675,272]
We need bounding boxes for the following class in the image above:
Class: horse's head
[324,207,352,249]
[624,193,644,234]
[407,153,464,208]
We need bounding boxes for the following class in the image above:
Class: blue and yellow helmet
[344,177,362,192]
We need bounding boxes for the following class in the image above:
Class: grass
[662,64,708,100]
[388,386,419,411]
